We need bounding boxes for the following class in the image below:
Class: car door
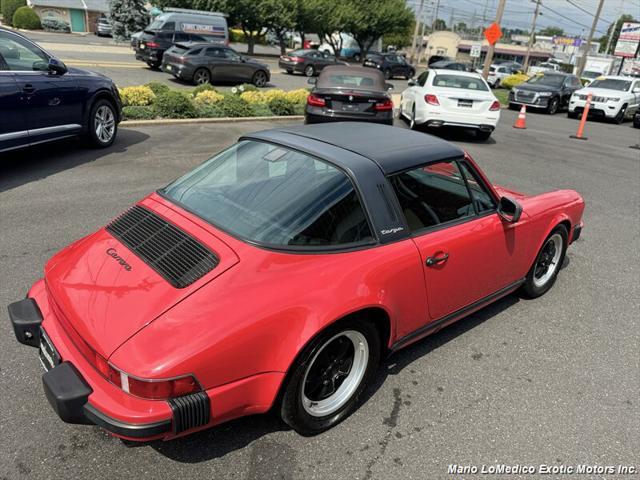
[222,48,253,81]
[402,70,428,114]
[630,80,640,113]
[204,46,230,81]
[1,30,83,146]
[0,67,28,152]
[388,158,528,321]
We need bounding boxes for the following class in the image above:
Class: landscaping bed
[119,83,308,121]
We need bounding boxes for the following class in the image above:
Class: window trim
[157,139,379,254]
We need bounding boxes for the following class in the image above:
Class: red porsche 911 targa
[9,123,584,441]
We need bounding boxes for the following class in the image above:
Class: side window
[205,47,224,57]
[173,32,188,43]
[187,48,202,56]
[223,49,240,60]
[161,21,175,31]
[389,160,474,232]
[417,71,429,86]
[0,32,48,71]
[458,162,496,213]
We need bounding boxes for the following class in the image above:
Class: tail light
[307,94,326,107]
[489,100,501,111]
[424,94,439,106]
[289,56,304,63]
[375,99,393,111]
[145,41,160,49]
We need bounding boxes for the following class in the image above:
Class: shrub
[155,90,197,118]
[501,73,529,90]
[267,97,297,116]
[41,18,70,32]
[191,83,217,97]
[262,89,288,103]
[122,105,156,120]
[216,95,253,117]
[1,0,25,27]
[286,88,310,104]
[12,6,40,29]
[230,83,258,95]
[239,90,265,104]
[144,82,170,96]
[194,90,224,107]
[118,86,155,107]
[250,103,273,117]
[196,104,225,118]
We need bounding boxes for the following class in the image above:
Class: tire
[547,97,559,115]
[280,317,381,436]
[87,98,117,148]
[476,130,492,141]
[614,104,627,124]
[508,103,519,111]
[405,69,415,80]
[409,104,417,130]
[146,61,161,70]
[193,68,211,85]
[304,64,315,77]
[383,68,391,80]
[521,225,568,298]
[286,69,293,74]
[567,110,578,119]
[493,79,500,89]
[252,70,268,87]
[353,53,361,62]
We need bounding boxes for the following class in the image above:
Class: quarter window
[389,160,474,232]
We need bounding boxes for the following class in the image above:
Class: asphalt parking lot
[1,111,638,480]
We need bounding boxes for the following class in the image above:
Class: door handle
[426,253,449,267]
[23,84,35,94]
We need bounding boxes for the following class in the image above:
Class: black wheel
[193,68,211,85]
[87,99,117,148]
[252,70,268,87]
[405,69,415,80]
[493,79,501,89]
[508,103,519,111]
[383,68,391,80]
[567,111,578,119]
[353,53,361,62]
[476,130,492,141]
[280,317,381,436]
[614,104,627,124]
[547,97,559,115]
[522,225,568,298]
[146,61,161,70]
[304,64,315,77]
[286,69,293,74]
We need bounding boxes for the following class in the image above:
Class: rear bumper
[305,110,393,125]
[135,49,163,65]
[417,107,499,130]
[161,62,195,80]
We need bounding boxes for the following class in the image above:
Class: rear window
[317,70,384,89]
[163,141,374,248]
[432,74,488,91]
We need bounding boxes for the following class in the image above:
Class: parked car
[318,33,362,61]
[568,76,640,123]
[162,43,270,86]
[428,55,453,66]
[130,30,143,49]
[528,62,562,76]
[400,69,501,140]
[0,27,121,154]
[485,63,522,88]
[495,60,523,71]
[305,66,393,125]
[428,60,471,72]
[135,30,219,69]
[279,49,346,77]
[9,122,584,440]
[363,52,415,80]
[580,70,602,85]
[95,16,112,37]
[509,72,582,114]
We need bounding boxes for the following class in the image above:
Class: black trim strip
[83,403,172,439]
[390,278,525,352]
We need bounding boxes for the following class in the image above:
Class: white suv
[568,76,640,124]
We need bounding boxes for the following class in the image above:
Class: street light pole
[410,0,426,63]
[523,0,541,72]
[576,0,605,77]
[481,0,507,79]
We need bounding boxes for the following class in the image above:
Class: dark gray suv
[162,43,270,86]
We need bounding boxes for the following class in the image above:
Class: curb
[121,115,304,127]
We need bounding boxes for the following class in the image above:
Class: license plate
[341,104,359,112]
[364,61,375,66]
[39,328,61,372]
[458,99,473,108]
[139,44,146,50]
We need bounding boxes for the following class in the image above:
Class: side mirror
[307,77,317,85]
[497,196,522,223]
[407,78,416,86]
[385,82,393,91]
[48,58,68,75]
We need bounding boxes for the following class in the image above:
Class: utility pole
[523,0,541,71]
[576,0,605,76]
[415,3,430,64]
[433,0,440,30]
[449,8,455,31]
[410,0,426,63]
[604,20,615,54]
[482,0,508,79]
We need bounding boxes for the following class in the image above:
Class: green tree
[1,0,26,27]
[306,0,354,56]
[383,17,414,49]
[263,0,296,55]
[110,0,148,41]
[432,18,446,31]
[538,26,564,37]
[599,14,636,54]
[455,21,467,32]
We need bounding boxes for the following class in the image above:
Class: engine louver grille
[106,205,218,289]
[169,392,211,434]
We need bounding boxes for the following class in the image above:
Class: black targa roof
[316,66,386,91]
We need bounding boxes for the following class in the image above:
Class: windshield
[582,71,600,79]
[432,74,488,91]
[526,74,564,87]
[587,78,632,91]
[163,141,374,248]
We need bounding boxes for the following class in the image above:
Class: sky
[407,0,640,37]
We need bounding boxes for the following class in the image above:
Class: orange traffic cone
[513,105,527,129]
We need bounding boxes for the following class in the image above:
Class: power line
[539,0,608,35]
[564,0,614,24]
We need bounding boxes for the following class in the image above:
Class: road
[20,30,410,91]
[1,112,638,480]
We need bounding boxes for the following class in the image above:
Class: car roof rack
[163,8,227,17]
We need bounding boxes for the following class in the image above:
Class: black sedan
[279,49,346,77]
[305,66,394,125]
[363,52,415,80]
[508,72,582,114]
[135,30,214,69]
[162,43,270,86]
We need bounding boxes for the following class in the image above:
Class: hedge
[41,18,70,32]
[1,0,26,27]
[501,73,529,90]
[12,5,40,29]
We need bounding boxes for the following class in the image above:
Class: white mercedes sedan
[399,69,501,140]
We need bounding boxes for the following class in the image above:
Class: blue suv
[0,28,122,154]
